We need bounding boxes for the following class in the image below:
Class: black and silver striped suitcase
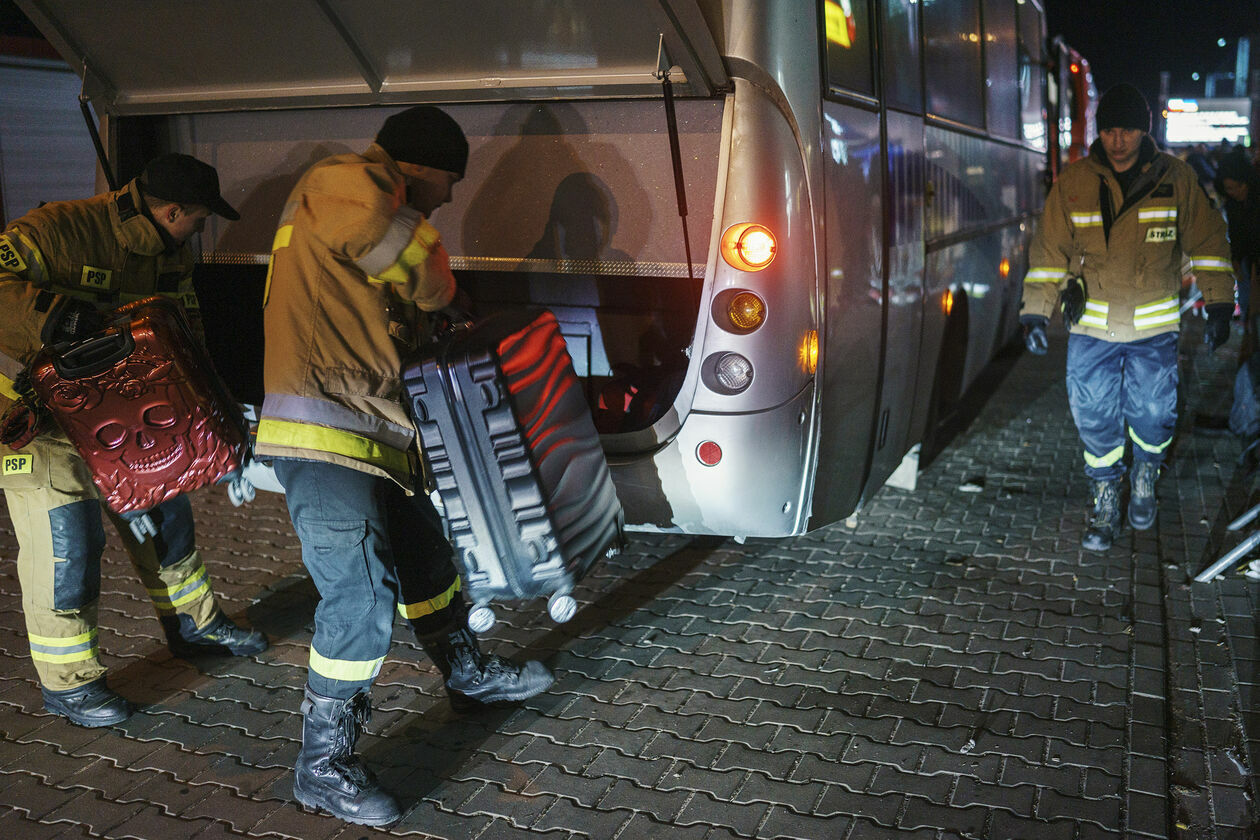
[402,308,623,632]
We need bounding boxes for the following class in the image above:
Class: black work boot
[419,624,554,712]
[1082,479,1122,552]
[293,687,401,826]
[1128,461,1159,531]
[162,612,269,658]
[42,677,133,727]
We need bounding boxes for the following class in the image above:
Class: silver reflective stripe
[355,206,422,278]
[1025,268,1064,282]
[1191,256,1232,272]
[260,393,415,452]
[1070,212,1103,227]
[0,351,23,382]
[1138,207,1177,222]
[1133,296,1179,330]
[1078,299,1109,329]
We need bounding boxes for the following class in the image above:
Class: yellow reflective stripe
[1133,296,1179,329]
[309,647,384,683]
[371,220,440,285]
[1079,299,1109,328]
[1071,212,1103,227]
[256,418,411,475]
[1084,445,1124,468]
[1025,268,1065,282]
[397,577,462,620]
[272,224,293,251]
[28,629,99,663]
[147,565,210,610]
[1191,256,1232,272]
[1129,427,1172,454]
[1138,207,1177,222]
[263,224,294,305]
[0,374,18,401]
[1133,296,1177,315]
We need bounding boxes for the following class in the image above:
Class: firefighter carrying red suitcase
[403,307,624,632]
[23,296,251,533]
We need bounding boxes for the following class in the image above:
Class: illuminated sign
[1165,97,1250,145]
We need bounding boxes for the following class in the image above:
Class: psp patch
[2,453,33,475]
[80,265,113,290]
[1145,226,1176,243]
[0,237,27,273]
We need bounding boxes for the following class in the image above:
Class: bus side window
[923,0,984,127]
[983,0,1020,138]
[822,0,875,98]
[1017,0,1047,150]
[880,0,922,112]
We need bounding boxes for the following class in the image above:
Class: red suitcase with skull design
[28,296,248,514]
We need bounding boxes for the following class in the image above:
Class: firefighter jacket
[1021,136,1233,343]
[0,178,201,411]
[255,143,456,488]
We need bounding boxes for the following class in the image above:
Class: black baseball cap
[139,153,240,221]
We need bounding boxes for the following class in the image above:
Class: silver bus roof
[17,0,729,115]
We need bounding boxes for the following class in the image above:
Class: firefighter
[256,105,553,827]
[1021,84,1234,551]
[0,154,268,727]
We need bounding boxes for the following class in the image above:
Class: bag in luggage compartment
[27,296,249,516]
[404,308,624,632]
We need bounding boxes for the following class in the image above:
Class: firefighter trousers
[0,434,223,691]
[1065,331,1179,482]
[273,459,462,700]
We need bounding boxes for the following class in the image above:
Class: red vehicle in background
[1047,36,1098,181]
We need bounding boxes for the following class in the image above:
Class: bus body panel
[808,102,885,526]
[610,384,815,536]
[861,107,927,495]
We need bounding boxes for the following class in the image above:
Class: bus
[16,0,1053,539]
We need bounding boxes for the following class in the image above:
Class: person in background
[0,154,268,728]
[256,105,553,827]
[1185,143,1217,198]
[1214,154,1260,350]
[1020,84,1234,551]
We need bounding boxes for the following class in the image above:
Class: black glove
[1204,303,1233,350]
[1020,315,1048,355]
[49,298,104,344]
[1059,275,1087,326]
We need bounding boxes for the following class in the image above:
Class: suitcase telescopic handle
[51,327,136,379]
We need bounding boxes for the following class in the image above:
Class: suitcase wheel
[467,605,497,634]
[548,592,577,624]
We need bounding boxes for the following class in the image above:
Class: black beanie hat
[375,105,468,177]
[1096,83,1151,133]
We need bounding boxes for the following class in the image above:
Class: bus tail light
[705,352,750,395]
[721,223,777,271]
[728,292,765,331]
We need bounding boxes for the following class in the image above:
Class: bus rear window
[822,0,874,98]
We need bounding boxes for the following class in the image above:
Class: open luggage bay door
[16,0,727,114]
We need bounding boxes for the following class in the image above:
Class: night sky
[1043,0,1260,106]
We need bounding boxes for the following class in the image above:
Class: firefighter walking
[1020,83,1234,551]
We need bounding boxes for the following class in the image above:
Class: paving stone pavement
[0,318,1257,840]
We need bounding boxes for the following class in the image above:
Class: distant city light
[1218,38,1227,47]
[1192,72,1201,81]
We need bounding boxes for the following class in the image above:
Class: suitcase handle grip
[51,327,136,379]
